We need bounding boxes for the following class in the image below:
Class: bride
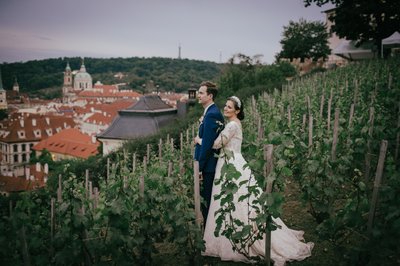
[195,96,314,266]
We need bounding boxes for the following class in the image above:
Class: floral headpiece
[230,96,241,109]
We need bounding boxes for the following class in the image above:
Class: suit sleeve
[198,112,221,171]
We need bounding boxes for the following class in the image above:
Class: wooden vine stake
[348,103,355,128]
[287,105,291,128]
[364,107,375,181]
[168,161,173,178]
[367,140,388,235]
[50,198,55,243]
[132,153,136,173]
[107,157,110,181]
[332,108,340,161]
[395,105,400,162]
[319,94,325,117]
[140,156,146,198]
[93,187,99,209]
[85,169,89,198]
[308,114,313,149]
[158,139,163,164]
[57,174,62,203]
[264,144,274,266]
[20,225,31,266]
[327,91,332,132]
[193,160,203,229]
[147,144,150,160]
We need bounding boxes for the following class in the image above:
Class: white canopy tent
[332,40,375,60]
[381,31,400,58]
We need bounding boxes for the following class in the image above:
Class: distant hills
[0,57,222,98]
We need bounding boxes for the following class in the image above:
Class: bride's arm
[212,123,236,149]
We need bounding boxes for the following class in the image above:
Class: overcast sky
[0,0,333,64]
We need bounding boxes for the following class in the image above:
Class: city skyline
[0,0,333,64]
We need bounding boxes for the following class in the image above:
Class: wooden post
[132,153,136,173]
[306,95,311,115]
[257,117,264,141]
[168,161,173,178]
[193,161,203,228]
[9,200,12,217]
[19,225,31,266]
[308,114,313,148]
[327,96,332,132]
[93,187,99,209]
[395,106,400,162]
[287,105,291,128]
[51,198,55,242]
[264,144,274,266]
[348,103,355,128]
[107,157,110,180]
[365,107,375,181]
[147,144,150,160]
[319,94,325,117]
[332,108,340,161]
[89,181,93,199]
[140,156,146,197]
[85,169,89,198]
[302,114,307,132]
[158,139,163,164]
[57,174,62,203]
[367,140,388,234]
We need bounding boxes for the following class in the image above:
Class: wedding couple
[194,81,314,266]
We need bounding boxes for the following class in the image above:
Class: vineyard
[0,58,399,265]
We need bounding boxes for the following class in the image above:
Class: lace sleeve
[212,122,237,149]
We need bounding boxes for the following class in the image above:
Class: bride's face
[223,100,238,119]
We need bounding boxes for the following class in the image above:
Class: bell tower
[62,62,73,103]
[0,68,7,109]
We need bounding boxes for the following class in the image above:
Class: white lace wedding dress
[202,121,314,266]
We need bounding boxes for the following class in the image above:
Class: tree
[277,19,331,62]
[304,0,400,53]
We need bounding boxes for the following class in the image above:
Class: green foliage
[277,18,331,62]
[304,0,400,56]
[0,57,221,95]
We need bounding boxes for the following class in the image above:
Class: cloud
[32,34,52,41]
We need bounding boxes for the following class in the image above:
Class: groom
[194,81,224,224]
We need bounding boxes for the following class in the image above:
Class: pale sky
[0,0,333,64]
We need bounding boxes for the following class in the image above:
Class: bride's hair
[228,96,244,120]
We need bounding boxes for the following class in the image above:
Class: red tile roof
[0,170,46,193]
[0,113,76,143]
[32,128,99,159]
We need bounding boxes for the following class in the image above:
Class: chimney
[36,162,41,172]
[91,135,97,144]
[45,117,50,125]
[20,119,24,127]
[32,119,37,126]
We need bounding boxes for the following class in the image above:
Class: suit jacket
[194,104,224,173]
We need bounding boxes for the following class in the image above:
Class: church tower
[0,69,8,110]
[62,62,73,103]
[13,77,20,93]
[63,62,72,88]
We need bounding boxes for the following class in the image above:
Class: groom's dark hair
[201,81,218,100]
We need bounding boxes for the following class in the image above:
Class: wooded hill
[0,57,222,98]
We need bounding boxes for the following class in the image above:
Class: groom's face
[197,86,213,107]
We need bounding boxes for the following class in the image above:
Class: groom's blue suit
[194,103,224,223]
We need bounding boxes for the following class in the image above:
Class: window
[13,154,18,163]
[13,144,18,152]
[22,154,26,162]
